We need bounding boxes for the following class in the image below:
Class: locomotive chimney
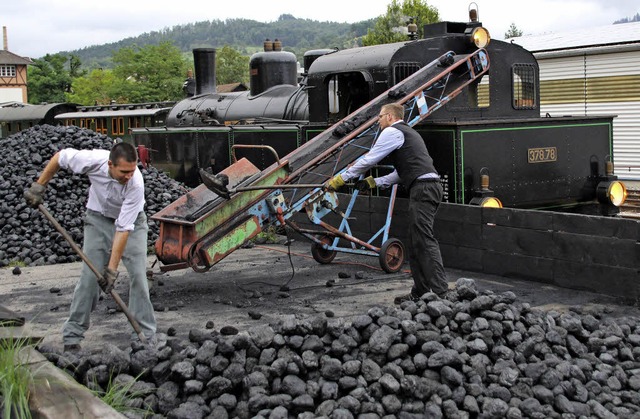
[3,26,7,50]
[193,48,217,95]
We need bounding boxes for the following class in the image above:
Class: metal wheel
[379,238,405,273]
[311,235,337,264]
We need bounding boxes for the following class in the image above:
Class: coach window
[96,118,107,134]
[512,64,537,109]
[112,117,124,135]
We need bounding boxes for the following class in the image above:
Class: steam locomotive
[132,13,627,214]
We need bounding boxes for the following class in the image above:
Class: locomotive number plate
[528,147,557,163]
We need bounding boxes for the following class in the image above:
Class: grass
[92,372,151,416]
[6,260,27,268]
[253,225,283,244]
[0,321,150,418]
[0,330,35,419]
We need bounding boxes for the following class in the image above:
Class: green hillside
[66,14,375,69]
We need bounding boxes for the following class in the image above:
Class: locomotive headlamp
[469,27,491,48]
[470,196,503,208]
[469,169,503,208]
[596,180,627,207]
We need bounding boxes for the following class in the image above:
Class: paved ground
[2,238,638,353]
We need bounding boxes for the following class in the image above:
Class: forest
[66,14,374,70]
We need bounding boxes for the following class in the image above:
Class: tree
[68,54,86,79]
[504,23,523,39]
[111,42,189,103]
[361,0,439,46]
[66,69,119,105]
[215,46,250,85]
[28,54,81,104]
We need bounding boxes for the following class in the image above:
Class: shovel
[37,204,147,344]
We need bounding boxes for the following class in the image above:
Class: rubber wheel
[311,235,337,264]
[379,238,405,273]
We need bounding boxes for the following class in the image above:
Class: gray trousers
[407,181,448,297]
[62,210,156,344]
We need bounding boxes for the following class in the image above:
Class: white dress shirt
[341,121,437,188]
[58,149,145,232]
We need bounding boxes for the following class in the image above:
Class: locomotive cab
[306,19,540,125]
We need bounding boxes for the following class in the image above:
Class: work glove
[355,176,376,192]
[98,267,119,294]
[326,174,346,191]
[24,182,46,208]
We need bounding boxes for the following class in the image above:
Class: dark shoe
[394,293,420,305]
[63,343,81,353]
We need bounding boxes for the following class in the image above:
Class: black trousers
[407,181,448,297]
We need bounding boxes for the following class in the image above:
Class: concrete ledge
[17,347,125,419]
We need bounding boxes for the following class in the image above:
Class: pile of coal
[42,279,640,418]
[0,124,188,267]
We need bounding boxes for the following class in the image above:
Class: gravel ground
[4,236,640,418]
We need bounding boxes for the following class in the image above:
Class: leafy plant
[0,331,35,419]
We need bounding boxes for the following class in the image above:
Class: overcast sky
[3,0,638,58]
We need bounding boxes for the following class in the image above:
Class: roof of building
[0,49,33,65]
[508,21,640,53]
[217,82,248,93]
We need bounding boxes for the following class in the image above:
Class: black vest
[389,122,438,189]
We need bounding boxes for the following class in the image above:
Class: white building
[510,22,640,180]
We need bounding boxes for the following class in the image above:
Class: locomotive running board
[152,48,490,271]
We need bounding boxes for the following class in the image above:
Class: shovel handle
[38,204,147,343]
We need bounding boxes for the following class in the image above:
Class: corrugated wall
[536,50,640,179]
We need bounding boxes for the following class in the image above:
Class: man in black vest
[326,103,449,304]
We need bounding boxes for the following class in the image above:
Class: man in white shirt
[24,142,156,352]
[327,103,448,304]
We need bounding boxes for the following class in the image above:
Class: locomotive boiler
[131,12,627,215]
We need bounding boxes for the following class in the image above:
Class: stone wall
[293,195,639,300]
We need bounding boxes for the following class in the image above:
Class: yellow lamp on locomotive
[470,196,502,208]
[465,4,490,49]
[469,168,503,208]
[469,27,491,48]
[596,180,627,207]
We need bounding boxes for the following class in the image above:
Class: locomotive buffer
[151,48,490,273]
